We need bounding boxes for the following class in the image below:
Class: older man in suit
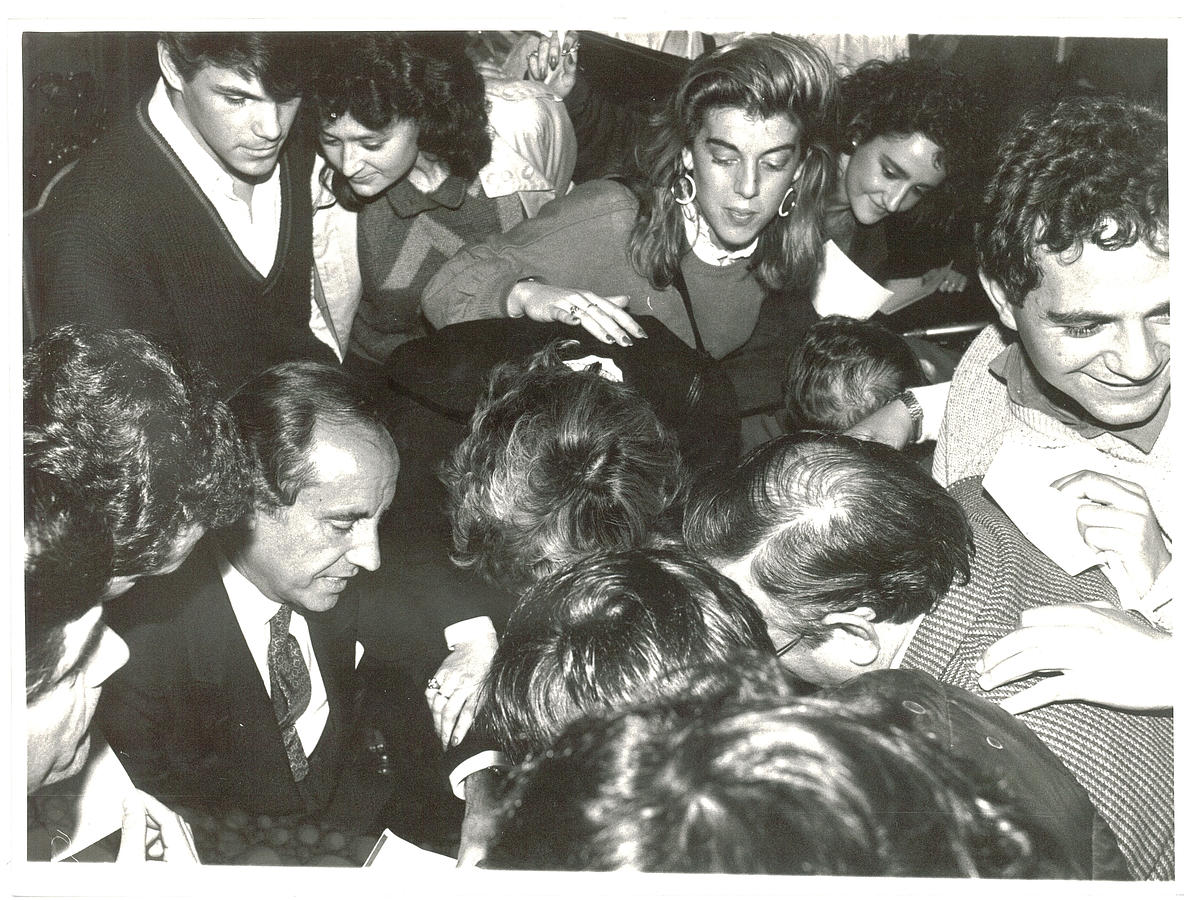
[96,361,399,817]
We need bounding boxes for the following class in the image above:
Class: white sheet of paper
[879,263,954,315]
[811,240,893,320]
[363,828,457,870]
[563,355,624,382]
[982,441,1120,576]
[46,737,135,860]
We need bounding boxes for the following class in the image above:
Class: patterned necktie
[267,605,311,781]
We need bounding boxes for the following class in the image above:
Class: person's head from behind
[442,342,686,595]
[484,658,1068,877]
[24,324,249,600]
[838,58,979,226]
[783,315,926,432]
[225,361,399,616]
[684,432,971,686]
[977,96,1169,429]
[157,32,312,183]
[310,32,491,209]
[25,471,129,792]
[475,548,776,764]
[632,34,837,295]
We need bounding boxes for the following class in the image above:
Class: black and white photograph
[12,12,1176,897]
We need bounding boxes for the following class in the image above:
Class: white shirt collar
[148,78,261,202]
[217,542,285,629]
[680,202,758,266]
[889,613,928,669]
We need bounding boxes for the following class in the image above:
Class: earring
[778,185,797,218]
[671,171,697,205]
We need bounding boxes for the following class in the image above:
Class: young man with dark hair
[686,431,1173,879]
[31,32,335,393]
[844,98,1171,713]
[96,361,399,818]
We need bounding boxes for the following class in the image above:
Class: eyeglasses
[774,634,804,657]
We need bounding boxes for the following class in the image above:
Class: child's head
[783,316,925,433]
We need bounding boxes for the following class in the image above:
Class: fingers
[526,36,546,80]
[444,693,478,748]
[429,686,475,747]
[1051,469,1146,507]
[148,801,201,864]
[998,678,1071,715]
[977,639,1066,691]
[118,793,150,863]
[564,293,647,346]
[119,790,201,863]
[939,273,967,292]
[547,31,561,69]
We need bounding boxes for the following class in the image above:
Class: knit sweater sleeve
[420,180,643,329]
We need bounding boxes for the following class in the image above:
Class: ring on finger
[427,676,442,692]
[568,303,582,319]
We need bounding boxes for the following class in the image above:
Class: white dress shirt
[218,550,330,756]
[148,78,283,276]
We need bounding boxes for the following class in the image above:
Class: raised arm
[421,181,648,346]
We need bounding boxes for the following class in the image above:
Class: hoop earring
[778,185,797,218]
[671,172,697,206]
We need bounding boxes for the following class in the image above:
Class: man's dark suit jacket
[96,538,360,816]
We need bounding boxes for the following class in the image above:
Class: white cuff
[444,616,497,651]
[910,381,951,443]
[449,750,510,800]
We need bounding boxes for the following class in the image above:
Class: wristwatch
[891,389,924,444]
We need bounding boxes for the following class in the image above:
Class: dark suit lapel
[179,542,303,808]
[305,594,359,728]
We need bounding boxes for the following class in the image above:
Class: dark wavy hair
[783,315,926,432]
[976,95,1168,306]
[309,31,492,210]
[486,656,1069,877]
[839,58,979,181]
[227,360,391,512]
[158,32,312,101]
[441,341,686,594]
[829,57,981,231]
[473,549,776,765]
[627,34,838,297]
[683,432,971,646]
[24,470,113,701]
[24,325,249,580]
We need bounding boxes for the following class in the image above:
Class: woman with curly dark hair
[817,57,981,314]
[307,32,575,365]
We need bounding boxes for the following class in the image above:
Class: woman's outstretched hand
[496,31,579,99]
[507,279,647,347]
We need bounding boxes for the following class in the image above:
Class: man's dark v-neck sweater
[32,97,334,395]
